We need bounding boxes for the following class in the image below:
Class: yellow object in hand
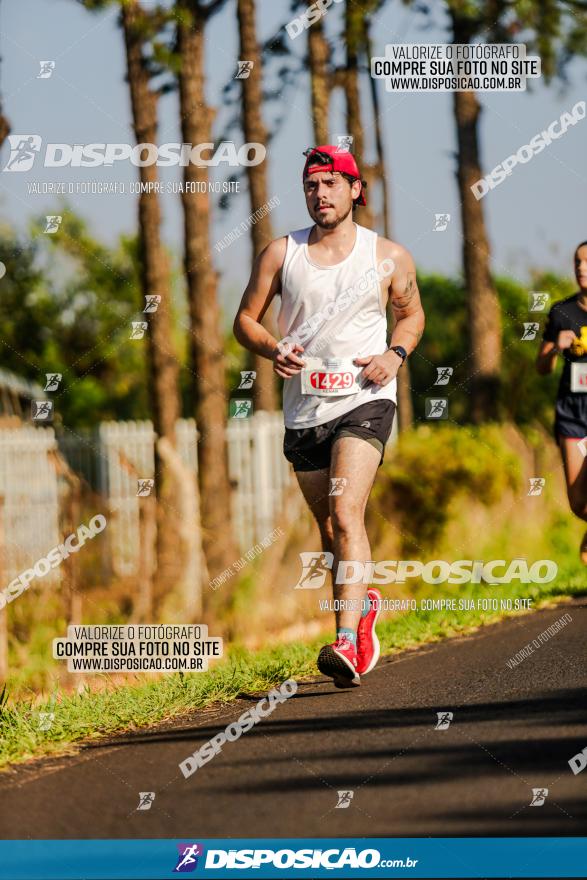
[570,326,587,357]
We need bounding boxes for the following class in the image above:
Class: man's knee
[331,501,363,536]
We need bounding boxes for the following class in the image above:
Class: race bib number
[571,362,587,392]
[300,358,362,397]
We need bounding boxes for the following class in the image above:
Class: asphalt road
[1,600,586,839]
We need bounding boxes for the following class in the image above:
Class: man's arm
[233,237,306,378]
[386,245,425,356]
[354,242,425,386]
[233,238,285,360]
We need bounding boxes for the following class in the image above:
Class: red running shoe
[356,587,382,675]
[317,636,360,688]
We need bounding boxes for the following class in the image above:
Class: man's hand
[354,351,400,386]
[272,342,306,379]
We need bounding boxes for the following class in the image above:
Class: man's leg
[559,437,587,563]
[560,437,587,521]
[329,436,381,635]
[294,467,334,555]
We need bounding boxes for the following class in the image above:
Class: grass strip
[0,575,585,770]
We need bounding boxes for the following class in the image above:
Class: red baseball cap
[302,145,367,206]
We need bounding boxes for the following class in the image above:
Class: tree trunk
[0,111,9,148]
[157,435,207,621]
[451,14,502,423]
[236,0,277,412]
[366,20,414,432]
[176,0,239,592]
[307,1,330,145]
[121,0,183,599]
[344,1,375,230]
[0,0,9,149]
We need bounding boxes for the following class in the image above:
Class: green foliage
[410,274,469,422]
[373,423,521,553]
[498,271,573,427]
[29,210,151,427]
[0,228,55,377]
[413,271,576,430]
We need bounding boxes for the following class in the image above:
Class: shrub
[371,424,521,554]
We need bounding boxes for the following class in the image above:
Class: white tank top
[277,223,397,429]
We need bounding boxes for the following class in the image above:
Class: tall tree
[365,9,414,430]
[449,6,502,423]
[0,0,8,148]
[120,0,183,596]
[340,1,414,428]
[175,0,239,589]
[236,0,277,411]
[443,0,587,421]
[343,1,376,230]
[307,0,331,144]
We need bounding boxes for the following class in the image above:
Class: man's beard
[311,203,352,229]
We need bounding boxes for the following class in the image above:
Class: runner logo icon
[434,367,453,385]
[174,843,204,872]
[530,788,548,806]
[425,398,448,419]
[435,711,453,730]
[294,552,334,589]
[336,790,354,808]
[3,135,42,171]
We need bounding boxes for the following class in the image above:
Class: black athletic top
[542,293,587,397]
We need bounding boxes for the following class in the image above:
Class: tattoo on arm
[393,272,418,310]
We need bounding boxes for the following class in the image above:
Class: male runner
[234,146,425,687]
[537,241,587,562]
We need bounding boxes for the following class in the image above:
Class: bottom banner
[0,838,585,879]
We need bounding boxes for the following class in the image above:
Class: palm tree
[175,0,240,589]
[236,0,277,411]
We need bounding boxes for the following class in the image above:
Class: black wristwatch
[389,345,407,366]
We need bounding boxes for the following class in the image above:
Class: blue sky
[1,0,586,317]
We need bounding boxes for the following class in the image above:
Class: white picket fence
[227,411,291,550]
[0,410,396,583]
[98,413,290,575]
[98,419,199,576]
[0,415,291,584]
[0,427,61,584]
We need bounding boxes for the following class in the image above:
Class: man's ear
[351,179,362,202]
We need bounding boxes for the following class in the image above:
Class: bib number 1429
[309,371,354,392]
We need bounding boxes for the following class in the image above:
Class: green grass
[1,572,585,771]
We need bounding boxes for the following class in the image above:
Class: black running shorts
[555,394,587,440]
[283,400,396,472]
